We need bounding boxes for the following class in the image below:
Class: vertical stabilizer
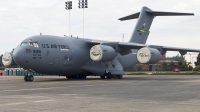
[118,6,194,44]
[130,7,152,44]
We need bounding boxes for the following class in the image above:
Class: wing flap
[118,42,147,49]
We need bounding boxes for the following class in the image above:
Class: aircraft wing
[148,45,200,52]
[118,42,200,55]
[117,42,147,49]
[88,41,200,55]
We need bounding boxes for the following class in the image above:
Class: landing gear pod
[2,52,17,67]
[90,45,116,62]
[137,47,161,64]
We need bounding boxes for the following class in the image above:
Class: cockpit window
[29,42,39,47]
[33,42,39,47]
[20,42,39,47]
[20,42,28,46]
[29,42,34,47]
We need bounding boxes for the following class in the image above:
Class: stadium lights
[65,1,72,36]
[78,0,88,38]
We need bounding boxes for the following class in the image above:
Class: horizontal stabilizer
[118,12,140,21]
[119,11,194,21]
[146,11,194,16]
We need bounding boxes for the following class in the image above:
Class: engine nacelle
[2,52,17,67]
[137,47,162,64]
[90,45,116,62]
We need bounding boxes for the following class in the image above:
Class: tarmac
[1,75,200,112]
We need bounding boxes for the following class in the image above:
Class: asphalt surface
[1,75,200,112]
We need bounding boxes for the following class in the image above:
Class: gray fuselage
[13,35,138,76]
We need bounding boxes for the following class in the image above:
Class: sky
[0,0,200,57]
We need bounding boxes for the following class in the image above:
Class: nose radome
[13,47,24,66]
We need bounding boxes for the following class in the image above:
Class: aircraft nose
[13,47,24,66]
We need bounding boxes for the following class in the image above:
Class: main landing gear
[100,72,123,79]
[24,75,34,82]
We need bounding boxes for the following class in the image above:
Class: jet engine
[137,47,161,64]
[2,52,17,67]
[90,45,116,62]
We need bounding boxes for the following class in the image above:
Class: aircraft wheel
[106,72,111,79]
[66,76,71,79]
[28,75,34,82]
[111,75,117,79]
[24,75,28,82]
[82,75,87,79]
[77,75,81,79]
[100,75,105,79]
[117,75,123,79]
[72,76,76,79]
[30,75,34,82]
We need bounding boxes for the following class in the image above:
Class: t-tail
[118,6,194,44]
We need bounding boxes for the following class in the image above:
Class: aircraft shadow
[33,76,194,82]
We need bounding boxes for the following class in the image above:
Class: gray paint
[5,6,199,79]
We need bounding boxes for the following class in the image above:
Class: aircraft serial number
[33,50,41,60]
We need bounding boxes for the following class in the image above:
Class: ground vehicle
[173,68,180,72]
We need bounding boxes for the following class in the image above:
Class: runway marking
[4,87,52,92]
[0,100,53,106]
[74,97,85,99]
[40,82,60,85]
[0,95,47,99]
[2,102,27,106]
[68,85,93,88]
[59,94,78,96]
[177,80,200,83]
[87,80,104,82]
[34,100,53,103]
[177,83,200,87]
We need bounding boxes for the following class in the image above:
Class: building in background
[184,53,198,68]
[126,54,179,71]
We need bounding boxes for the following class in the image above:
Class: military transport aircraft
[2,6,200,82]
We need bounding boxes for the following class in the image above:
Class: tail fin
[118,6,194,44]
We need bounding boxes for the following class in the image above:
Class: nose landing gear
[24,75,34,82]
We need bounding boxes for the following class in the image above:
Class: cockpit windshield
[20,42,28,46]
[20,42,39,47]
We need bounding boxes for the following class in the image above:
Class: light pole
[65,1,72,36]
[192,56,197,68]
[189,53,191,65]
[78,0,88,38]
